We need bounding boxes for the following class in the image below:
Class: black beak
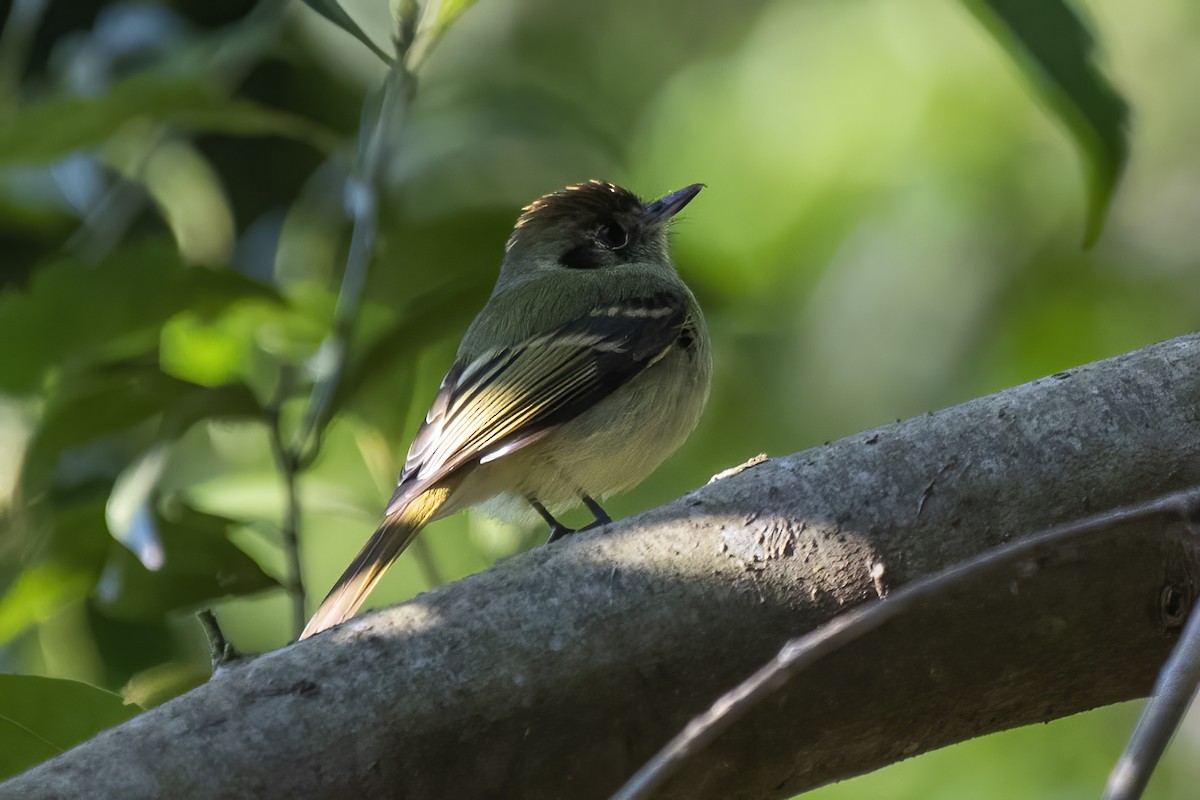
[644,183,704,222]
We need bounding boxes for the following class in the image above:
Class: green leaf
[0,239,278,394]
[168,101,343,155]
[964,0,1129,246]
[160,302,283,388]
[0,675,141,782]
[103,130,235,267]
[407,0,478,68]
[94,505,279,620]
[301,0,395,65]
[0,72,340,167]
[121,661,210,709]
[0,494,114,646]
[0,562,94,645]
[0,74,217,166]
[20,364,264,496]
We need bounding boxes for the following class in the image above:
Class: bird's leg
[580,495,612,531]
[529,498,575,544]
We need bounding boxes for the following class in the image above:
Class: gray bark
[5,334,1200,800]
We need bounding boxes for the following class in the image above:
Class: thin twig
[1103,590,1200,799]
[197,608,241,670]
[274,64,414,637]
[611,486,1200,800]
[267,384,306,640]
[293,64,412,469]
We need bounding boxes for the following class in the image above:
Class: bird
[300,180,712,639]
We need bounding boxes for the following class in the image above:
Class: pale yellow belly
[442,344,711,525]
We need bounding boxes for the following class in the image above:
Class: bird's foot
[581,495,612,530]
[545,522,576,545]
[531,495,613,545]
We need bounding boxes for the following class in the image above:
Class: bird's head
[500,180,703,276]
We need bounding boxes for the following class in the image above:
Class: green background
[0,0,1198,794]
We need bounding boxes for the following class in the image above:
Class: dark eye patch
[560,243,604,270]
[558,220,634,269]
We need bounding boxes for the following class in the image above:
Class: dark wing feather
[385,293,688,515]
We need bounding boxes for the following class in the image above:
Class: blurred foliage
[0,0,1197,796]
[965,0,1129,245]
[0,673,140,781]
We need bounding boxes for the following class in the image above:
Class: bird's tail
[299,485,452,640]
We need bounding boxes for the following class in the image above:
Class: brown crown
[507,181,643,249]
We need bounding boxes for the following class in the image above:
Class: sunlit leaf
[105,445,170,570]
[0,493,116,645]
[159,305,262,387]
[121,661,210,709]
[405,0,478,69]
[0,562,93,645]
[0,239,278,394]
[0,674,141,782]
[424,0,479,54]
[300,0,395,65]
[964,0,1129,245]
[103,129,235,266]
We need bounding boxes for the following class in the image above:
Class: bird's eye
[595,223,628,250]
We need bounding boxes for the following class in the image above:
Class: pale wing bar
[384,294,688,515]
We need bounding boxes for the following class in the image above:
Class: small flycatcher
[301,180,712,639]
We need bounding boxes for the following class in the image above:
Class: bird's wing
[384,293,688,515]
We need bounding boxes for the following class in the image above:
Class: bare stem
[196,608,241,670]
[267,373,307,640]
[277,65,414,637]
[293,64,412,469]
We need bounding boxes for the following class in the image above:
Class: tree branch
[5,333,1200,800]
[613,486,1200,800]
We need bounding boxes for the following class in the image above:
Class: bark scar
[917,457,966,519]
[709,453,769,484]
